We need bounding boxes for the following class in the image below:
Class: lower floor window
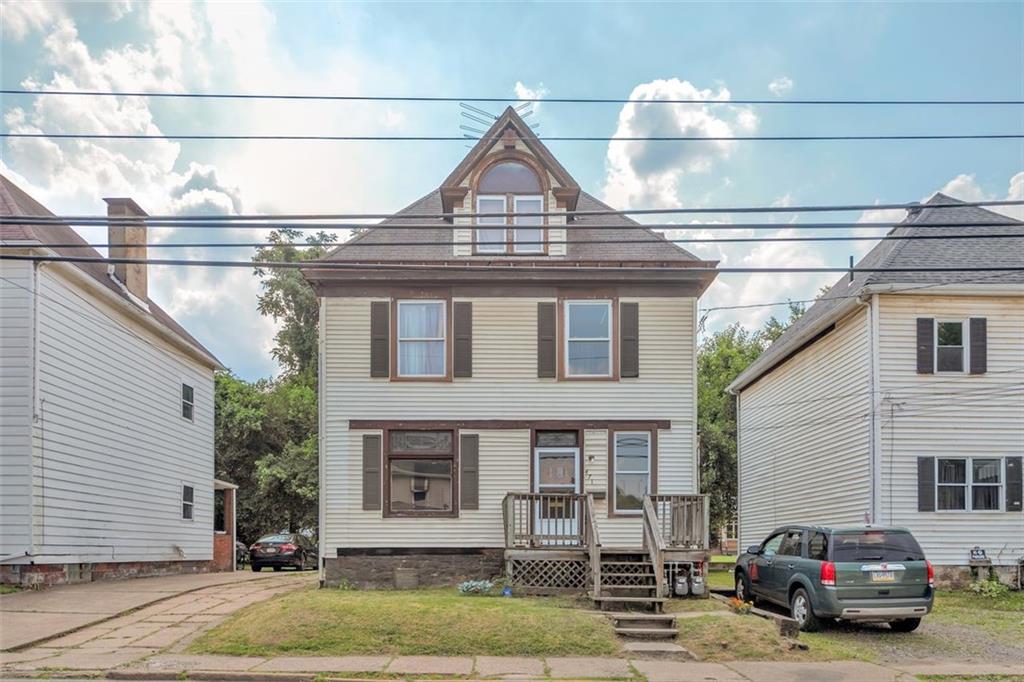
[385,430,456,516]
[938,457,1002,511]
[613,431,652,514]
[182,485,194,520]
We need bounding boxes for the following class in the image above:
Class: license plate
[871,570,895,582]
[264,548,277,554]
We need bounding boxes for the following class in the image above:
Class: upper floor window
[935,320,965,372]
[182,484,194,520]
[397,301,446,377]
[181,383,194,422]
[475,161,545,255]
[565,300,612,377]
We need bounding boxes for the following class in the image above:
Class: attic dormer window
[475,161,545,255]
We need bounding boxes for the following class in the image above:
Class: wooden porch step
[601,572,655,577]
[613,627,678,639]
[602,584,658,591]
[594,596,667,603]
[607,612,677,622]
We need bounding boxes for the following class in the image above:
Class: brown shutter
[362,435,382,510]
[454,302,473,378]
[620,302,640,378]
[916,318,934,374]
[1006,457,1022,513]
[537,302,557,378]
[917,456,935,512]
[969,317,987,374]
[370,301,390,378]
[460,433,480,510]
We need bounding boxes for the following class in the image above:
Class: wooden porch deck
[501,492,710,603]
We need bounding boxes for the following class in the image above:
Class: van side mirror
[746,545,761,555]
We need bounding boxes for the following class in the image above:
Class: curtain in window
[399,303,445,375]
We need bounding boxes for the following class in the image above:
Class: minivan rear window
[832,531,925,562]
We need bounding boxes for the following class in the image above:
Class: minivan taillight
[926,560,935,587]
[820,561,836,586]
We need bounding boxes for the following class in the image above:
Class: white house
[729,195,1023,584]
[0,175,231,587]
[301,108,716,597]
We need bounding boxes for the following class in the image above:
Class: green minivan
[735,525,934,632]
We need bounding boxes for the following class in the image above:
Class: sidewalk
[0,570,312,651]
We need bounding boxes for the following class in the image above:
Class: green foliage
[698,302,807,537]
[253,228,337,379]
[968,577,1010,599]
[457,580,495,595]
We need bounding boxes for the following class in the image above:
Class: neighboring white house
[301,108,718,591]
[0,175,228,587]
[729,195,1023,584]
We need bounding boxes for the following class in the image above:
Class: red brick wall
[211,488,236,571]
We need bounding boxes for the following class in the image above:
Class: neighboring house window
[935,320,966,373]
[385,430,456,517]
[937,457,1001,511]
[474,161,545,254]
[181,383,194,421]
[565,300,612,376]
[613,431,651,514]
[397,301,446,377]
[182,485,194,520]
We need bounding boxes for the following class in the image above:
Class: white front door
[533,447,580,544]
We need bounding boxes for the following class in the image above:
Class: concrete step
[614,616,677,630]
[614,627,678,639]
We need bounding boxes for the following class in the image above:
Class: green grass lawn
[707,569,734,590]
[709,554,737,564]
[0,585,21,595]
[190,587,619,657]
[925,588,1024,646]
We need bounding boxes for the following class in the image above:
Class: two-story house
[728,195,1023,585]
[0,175,237,587]
[302,108,718,598]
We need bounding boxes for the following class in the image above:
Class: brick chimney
[103,197,148,302]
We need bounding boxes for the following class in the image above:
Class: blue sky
[2,1,1021,380]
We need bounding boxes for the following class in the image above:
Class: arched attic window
[475,161,545,255]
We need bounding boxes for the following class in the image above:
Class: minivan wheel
[889,618,922,633]
[790,588,822,632]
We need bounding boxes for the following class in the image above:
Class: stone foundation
[934,563,1021,590]
[324,549,504,589]
[0,560,214,588]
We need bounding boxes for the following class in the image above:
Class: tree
[253,229,337,379]
[759,301,807,345]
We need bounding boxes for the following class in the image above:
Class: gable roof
[0,174,222,369]
[320,106,704,265]
[727,193,1023,393]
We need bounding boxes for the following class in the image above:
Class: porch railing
[647,494,710,550]
[503,492,594,549]
[585,493,601,597]
[641,496,666,597]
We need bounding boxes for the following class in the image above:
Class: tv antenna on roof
[459,101,539,147]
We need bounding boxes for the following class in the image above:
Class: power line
[3,252,1024,274]
[4,199,1022,222]
[17,232,1024,251]
[4,89,1022,106]
[5,132,1021,143]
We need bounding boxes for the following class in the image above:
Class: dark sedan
[249,533,317,572]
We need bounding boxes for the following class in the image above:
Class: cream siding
[0,259,34,556]
[21,265,215,564]
[737,307,873,549]
[321,296,697,550]
[876,294,1024,566]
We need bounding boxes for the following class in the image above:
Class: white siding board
[322,296,697,550]
[737,308,873,549]
[23,266,215,564]
[0,260,34,555]
[876,294,1024,565]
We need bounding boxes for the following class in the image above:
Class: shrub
[968,577,1009,599]
[457,579,494,596]
[728,596,753,614]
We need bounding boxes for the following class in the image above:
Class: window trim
[512,194,545,254]
[392,299,452,381]
[474,194,508,254]
[181,382,195,423]
[935,456,1003,512]
[608,427,658,517]
[563,299,615,379]
[382,428,459,518]
[182,484,195,521]
[934,318,970,374]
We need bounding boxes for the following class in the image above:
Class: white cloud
[768,76,794,97]
[1,0,63,40]
[601,78,758,209]
[513,81,549,113]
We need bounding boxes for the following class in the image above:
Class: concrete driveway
[0,570,310,651]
